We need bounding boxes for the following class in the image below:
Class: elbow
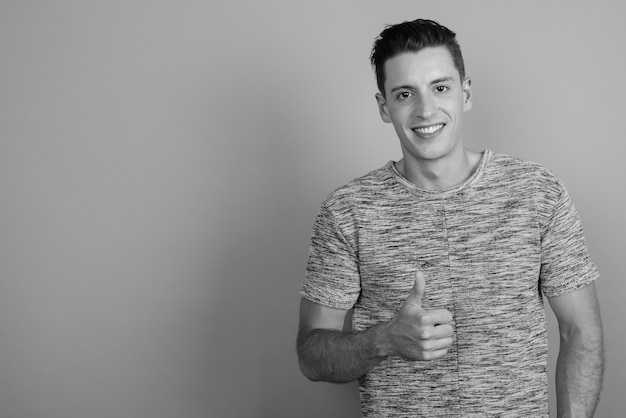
[298,357,322,382]
[296,334,322,382]
[560,325,605,357]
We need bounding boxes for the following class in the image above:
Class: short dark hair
[370,19,465,95]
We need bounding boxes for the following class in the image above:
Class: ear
[375,92,392,123]
[463,77,473,111]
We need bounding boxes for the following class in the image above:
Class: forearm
[556,329,605,417]
[297,325,387,383]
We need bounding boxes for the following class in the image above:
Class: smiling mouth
[413,123,445,135]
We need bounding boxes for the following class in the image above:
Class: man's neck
[397,148,482,191]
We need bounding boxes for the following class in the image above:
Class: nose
[415,94,436,119]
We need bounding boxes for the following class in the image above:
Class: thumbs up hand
[378,270,454,361]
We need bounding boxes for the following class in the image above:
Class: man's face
[376,46,472,163]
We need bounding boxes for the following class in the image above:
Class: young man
[297,19,604,417]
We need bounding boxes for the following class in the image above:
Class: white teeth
[414,124,444,135]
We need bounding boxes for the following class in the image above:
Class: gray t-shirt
[301,150,599,417]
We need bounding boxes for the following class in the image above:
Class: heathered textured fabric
[301,150,599,417]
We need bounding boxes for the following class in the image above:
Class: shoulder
[321,163,396,213]
[486,152,565,198]
[312,163,401,239]
[488,152,556,180]
[485,152,572,230]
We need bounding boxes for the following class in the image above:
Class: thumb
[403,270,426,309]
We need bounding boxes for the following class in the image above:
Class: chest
[354,193,542,322]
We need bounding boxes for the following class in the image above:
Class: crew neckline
[387,149,492,196]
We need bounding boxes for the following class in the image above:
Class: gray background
[0,1,624,417]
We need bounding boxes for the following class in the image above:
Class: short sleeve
[300,204,361,310]
[539,182,599,297]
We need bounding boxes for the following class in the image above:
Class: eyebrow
[389,77,455,93]
[430,77,455,86]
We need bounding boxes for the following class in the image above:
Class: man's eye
[435,86,449,93]
[397,92,412,100]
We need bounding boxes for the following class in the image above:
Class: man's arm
[297,271,454,383]
[548,282,605,417]
[296,298,386,383]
